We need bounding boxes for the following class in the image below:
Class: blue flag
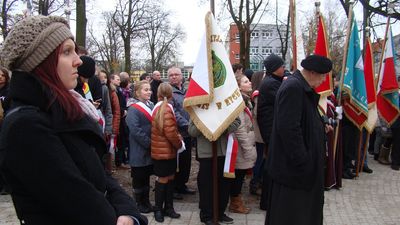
[342,15,368,128]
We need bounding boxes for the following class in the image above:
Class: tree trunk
[124,38,131,73]
[76,0,87,48]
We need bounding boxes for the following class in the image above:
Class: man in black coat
[256,53,285,209]
[257,53,285,146]
[265,55,333,225]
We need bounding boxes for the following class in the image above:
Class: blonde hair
[155,83,173,131]
[133,80,150,99]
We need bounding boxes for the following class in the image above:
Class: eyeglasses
[169,73,181,76]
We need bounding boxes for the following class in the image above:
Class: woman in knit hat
[0,15,147,225]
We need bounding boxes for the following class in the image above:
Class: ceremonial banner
[342,16,368,129]
[377,26,400,125]
[314,15,333,113]
[363,38,378,132]
[183,12,245,141]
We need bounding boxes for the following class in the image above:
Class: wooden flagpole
[209,3,219,225]
[332,3,353,160]
[355,130,363,177]
[360,133,370,173]
[289,0,297,71]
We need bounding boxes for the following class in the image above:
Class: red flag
[314,15,333,114]
[314,16,332,96]
[377,26,400,125]
[363,38,378,132]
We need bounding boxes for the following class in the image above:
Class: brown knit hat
[0,15,73,72]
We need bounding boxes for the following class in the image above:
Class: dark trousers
[342,117,359,170]
[391,128,400,166]
[198,157,231,221]
[116,120,129,166]
[250,142,265,187]
[131,165,153,189]
[230,169,247,197]
[174,137,192,190]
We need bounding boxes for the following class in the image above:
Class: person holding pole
[189,118,240,225]
[265,55,332,225]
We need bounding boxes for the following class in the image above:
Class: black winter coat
[0,71,147,225]
[257,74,283,144]
[266,70,325,190]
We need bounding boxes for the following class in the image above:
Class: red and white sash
[244,107,253,122]
[223,133,239,178]
[131,101,152,122]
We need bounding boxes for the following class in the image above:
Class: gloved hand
[335,106,343,120]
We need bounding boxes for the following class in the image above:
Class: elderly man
[265,55,333,225]
[150,70,163,104]
[168,67,195,199]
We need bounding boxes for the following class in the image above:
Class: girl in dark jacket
[126,80,154,213]
[151,83,182,222]
[0,15,147,225]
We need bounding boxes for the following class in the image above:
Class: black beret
[264,54,284,74]
[301,55,332,74]
[78,55,96,78]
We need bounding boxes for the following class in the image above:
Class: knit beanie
[0,15,73,72]
[263,54,284,74]
[78,56,96,78]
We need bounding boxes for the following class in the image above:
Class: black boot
[134,187,153,214]
[154,182,167,222]
[142,186,154,213]
[164,181,181,219]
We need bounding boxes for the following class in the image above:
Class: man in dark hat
[256,53,285,209]
[265,54,333,225]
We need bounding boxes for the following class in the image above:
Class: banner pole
[355,130,363,177]
[333,3,353,160]
[212,141,218,224]
[360,133,370,173]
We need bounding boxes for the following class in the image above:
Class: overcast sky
[75,0,397,66]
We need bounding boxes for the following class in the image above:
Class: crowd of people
[0,15,399,225]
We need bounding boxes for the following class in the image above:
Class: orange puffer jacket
[151,104,182,160]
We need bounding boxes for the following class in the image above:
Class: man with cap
[256,53,285,209]
[264,54,333,225]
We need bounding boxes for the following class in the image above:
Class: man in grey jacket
[168,67,196,199]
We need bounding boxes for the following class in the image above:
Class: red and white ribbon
[223,133,238,178]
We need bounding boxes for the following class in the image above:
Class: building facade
[227,23,289,71]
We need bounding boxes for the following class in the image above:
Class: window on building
[235,54,240,59]
[250,47,259,55]
[251,30,259,38]
[262,30,273,39]
[235,33,240,43]
[261,46,273,56]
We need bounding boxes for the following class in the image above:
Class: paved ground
[1,154,400,225]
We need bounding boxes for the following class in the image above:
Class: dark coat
[0,71,147,225]
[171,85,190,137]
[257,74,283,144]
[150,79,162,104]
[266,70,325,190]
[126,100,154,167]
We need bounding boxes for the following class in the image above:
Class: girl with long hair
[151,83,182,223]
[228,74,257,214]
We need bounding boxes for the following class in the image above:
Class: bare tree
[112,0,150,73]
[274,0,290,62]
[87,12,123,74]
[141,4,186,71]
[303,5,347,78]
[0,0,19,40]
[225,0,269,68]
[76,0,86,47]
[32,0,66,16]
